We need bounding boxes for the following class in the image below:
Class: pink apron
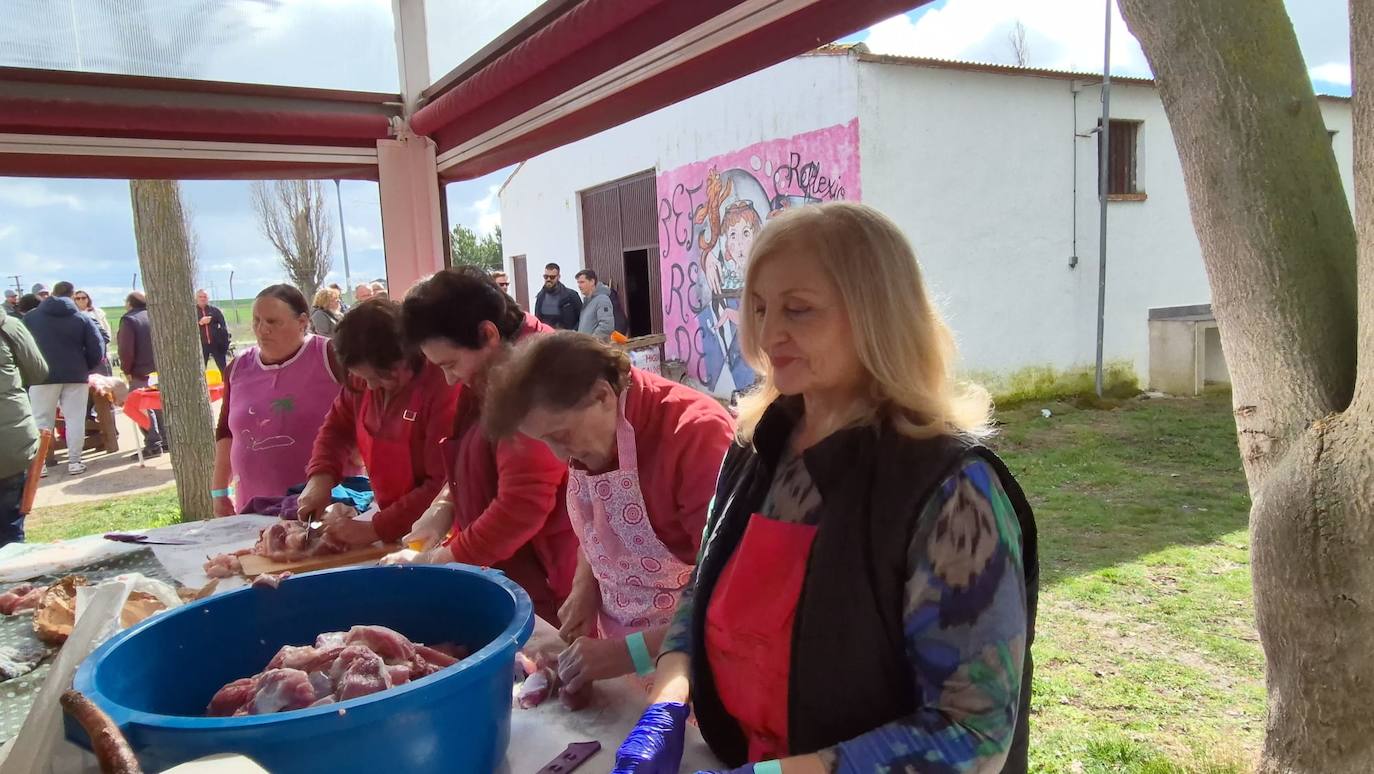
[227,335,342,513]
[566,392,694,639]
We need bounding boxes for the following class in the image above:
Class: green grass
[25,488,181,544]
[19,392,1263,771]
[103,297,254,355]
[990,393,1261,773]
[975,361,1142,408]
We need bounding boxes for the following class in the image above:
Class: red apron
[705,514,819,762]
[355,380,427,509]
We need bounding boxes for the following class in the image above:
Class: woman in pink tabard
[484,331,734,697]
[211,285,347,517]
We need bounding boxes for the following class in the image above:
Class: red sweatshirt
[442,315,580,623]
[305,360,459,542]
[572,368,735,564]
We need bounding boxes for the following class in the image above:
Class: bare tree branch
[1008,19,1029,67]
[251,180,334,299]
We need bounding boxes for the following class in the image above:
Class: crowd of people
[0,203,1039,772]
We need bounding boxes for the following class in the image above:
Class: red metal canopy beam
[0,153,380,182]
[426,0,930,180]
[0,66,399,178]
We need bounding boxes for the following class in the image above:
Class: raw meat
[517,669,552,709]
[207,678,259,716]
[202,551,246,579]
[331,646,391,701]
[251,572,292,590]
[207,626,465,716]
[248,669,318,714]
[513,649,591,711]
[0,583,46,615]
[202,520,350,579]
[254,521,348,562]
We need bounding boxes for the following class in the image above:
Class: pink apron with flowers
[566,392,694,639]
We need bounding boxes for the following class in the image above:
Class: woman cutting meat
[387,267,579,624]
[295,300,459,548]
[484,332,733,696]
[612,203,1039,774]
[212,285,346,517]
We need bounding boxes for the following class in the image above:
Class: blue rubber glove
[612,702,691,774]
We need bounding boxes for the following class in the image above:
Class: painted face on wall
[725,219,756,265]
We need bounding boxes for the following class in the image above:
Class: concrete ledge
[1148,303,1213,322]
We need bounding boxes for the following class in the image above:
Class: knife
[103,533,194,546]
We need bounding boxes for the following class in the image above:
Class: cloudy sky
[0,0,1350,304]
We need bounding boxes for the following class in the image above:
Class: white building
[500,45,1354,399]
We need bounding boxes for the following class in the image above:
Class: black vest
[689,400,1039,771]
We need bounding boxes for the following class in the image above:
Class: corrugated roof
[841,47,1350,102]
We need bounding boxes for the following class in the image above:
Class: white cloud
[863,1,1149,76]
[861,0,1348,91]
[0,180,86,211]
[471,183,502,235]
[0,225,15,241]
[1309,62,1351,86]
[345,224,384,252]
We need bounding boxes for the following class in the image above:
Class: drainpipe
[1094,0,1113,398]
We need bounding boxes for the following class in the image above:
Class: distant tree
[250,181,334,299]
[450,224,503,271]
[1008,19,1029,67]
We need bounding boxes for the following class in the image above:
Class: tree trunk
[128,180,215,521]
[1118,1,1374,771]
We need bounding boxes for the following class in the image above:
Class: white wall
[859,60,1354,383]
[500,54,859,307]
[503,50,1355,384]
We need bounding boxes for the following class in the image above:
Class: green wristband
[626,631,655,677]
[754,762,783,774]
[210,487,233,498]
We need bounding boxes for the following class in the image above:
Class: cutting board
[238,543,399,577]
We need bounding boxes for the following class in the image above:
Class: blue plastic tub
[68,564,533,773]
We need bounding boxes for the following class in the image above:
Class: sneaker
[40,467,48,479]
[67,462,88,476]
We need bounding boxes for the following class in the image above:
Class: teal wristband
[210,487,233,498]
[754,762,783,774]
[626,632,655,676]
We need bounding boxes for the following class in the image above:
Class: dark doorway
[512,255,530,309]
[622,248,653,338]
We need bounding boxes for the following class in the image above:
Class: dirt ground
[29,402,211,508]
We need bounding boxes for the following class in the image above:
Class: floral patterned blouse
[663,451,1028,773]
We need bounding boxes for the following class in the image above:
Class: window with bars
[1099,119,1143,198]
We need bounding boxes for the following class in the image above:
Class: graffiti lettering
[657,119,861,399]
[658,182,703,252]
[772,152,846,202]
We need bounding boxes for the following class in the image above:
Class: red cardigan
[305,360,459,542]
[442,316,580,619]
[572,368,735,564]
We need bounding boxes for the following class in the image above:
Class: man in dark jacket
[0,306,47,544]
[23,281,102,476]
[533,263,582,330]
[119,292,165,457]
[195,289,231,373]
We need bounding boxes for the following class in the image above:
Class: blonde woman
[310,286,343,338]
[613,203,1039,774]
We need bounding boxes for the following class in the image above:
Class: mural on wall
[657,119,861,399]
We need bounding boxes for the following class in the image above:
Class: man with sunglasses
[533,263,582,331]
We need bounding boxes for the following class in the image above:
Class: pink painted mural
[657,119,861,399]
